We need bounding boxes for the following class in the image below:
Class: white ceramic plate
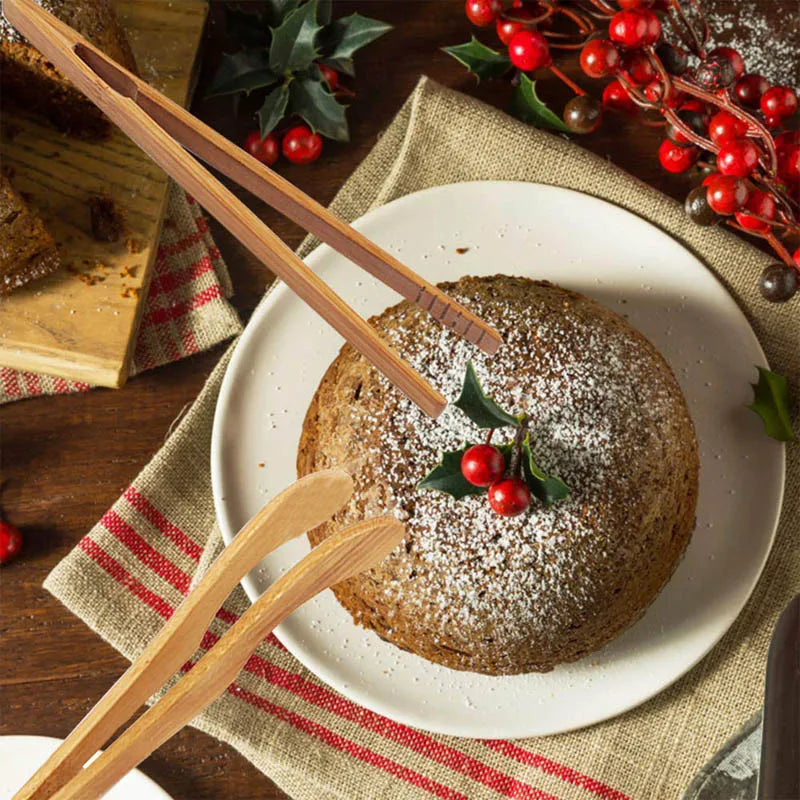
[211,182,784,738]
[0,736,173,800]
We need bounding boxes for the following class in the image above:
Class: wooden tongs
[3,0,502,419]
[14,470,405,800]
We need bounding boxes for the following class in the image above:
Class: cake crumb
[455,247,470,254]
[89,195,126,243]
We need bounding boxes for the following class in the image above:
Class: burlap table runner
[0,183,242,404]
[45,77,798,800]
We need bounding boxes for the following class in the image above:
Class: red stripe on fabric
[225,683,468,800]
[100,509,191,594]
[76,539,467,800]
[72,381,91,392]
[22,372,42,395]
[122,488,203,562]
[156,230,206,263]
[1,368,22,397]
[481,742,630,800]
[194,215,209,234]
[140,285,223,330]
[77,538,173,620]
[148,255,215,300]
[53,377,70,394]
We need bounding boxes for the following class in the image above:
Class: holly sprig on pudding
[418,362,569,516]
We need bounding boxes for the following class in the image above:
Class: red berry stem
[764,230,800,274]
[549,63,586,96]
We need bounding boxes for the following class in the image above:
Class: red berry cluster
[0,519,23,565]
[460,0,800,303]
[242,63,337,167]
[461,443,532,516]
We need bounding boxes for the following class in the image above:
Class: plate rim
[211,180,785,738]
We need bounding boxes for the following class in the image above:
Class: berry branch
[447,0,800,302]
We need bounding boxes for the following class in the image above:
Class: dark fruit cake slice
[0,0,138,139]
[0,174,61,294]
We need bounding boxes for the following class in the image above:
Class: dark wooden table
[1,2,794,798]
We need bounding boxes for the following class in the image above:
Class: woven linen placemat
[45,77,798,800]
[0,183,242,404]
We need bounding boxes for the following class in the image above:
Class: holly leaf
[206,50,278,98]
[442,37,511,83]
[288,75,349,141]
[522,436,570,505]
[748,366,795,442]
[264,0,300,28]
[319,56,355,77]
[257,83,290,136]
[454,362,519,430]
[269,0,321,74]
[319,13,392,60]
[418,446,485,500]
[510,74,570,133]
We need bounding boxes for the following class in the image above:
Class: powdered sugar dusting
[312,278,694,673]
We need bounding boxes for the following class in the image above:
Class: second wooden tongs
[3,0,502,419]
[15,469,405,800]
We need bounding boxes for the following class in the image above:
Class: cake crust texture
[298,276,699,675]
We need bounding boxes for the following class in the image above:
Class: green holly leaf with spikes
[319,13,392,61]
[442,37,512,83]
[257,83,290,136]
[510,74,570,133]
[206,50,278,98]
[454,362,519,430]
[748,366,795,442]
[288,74,349,141]
[417,446,486,500]
[522,436,569,505]
[269,0,322,74]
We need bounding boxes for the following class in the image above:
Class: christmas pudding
[297,275,699,675]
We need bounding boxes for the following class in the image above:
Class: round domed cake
[297,275,698,675]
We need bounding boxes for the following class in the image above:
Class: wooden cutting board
[0,0,208,387]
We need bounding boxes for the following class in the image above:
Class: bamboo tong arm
[49,516,406,800]
[75,44,502,357]
[4,0,447,418]
[13,470,354,800]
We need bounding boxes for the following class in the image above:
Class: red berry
[496,8,534,45]
[708,110,749,144]
[508,29,551,71]
[640,9,662,45]
[717,138,759,177]
[708,46,745,79]
[244,131,279,166]
[318,63,339,90]
[764,115,783,130]
[0,520,22,565]
[794,246,800,270]
[602,79,638,114]
[644,79,664,102]
[617,0,654,8]
[461,444,506,487]
[659,139,698,173]
[777,143,800,188]
[734,73,769,108]
[281,125,323,165]
[705,173,749,215]
[488,478,531,517]
[465,0,502,27]
[734,189,775,233]
[580,39,620,78]
[619,49,655,84]
[760,86,798,122]
[609,10,650,48]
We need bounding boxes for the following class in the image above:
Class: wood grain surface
[1,2,795,799]
[0,0,207,387]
